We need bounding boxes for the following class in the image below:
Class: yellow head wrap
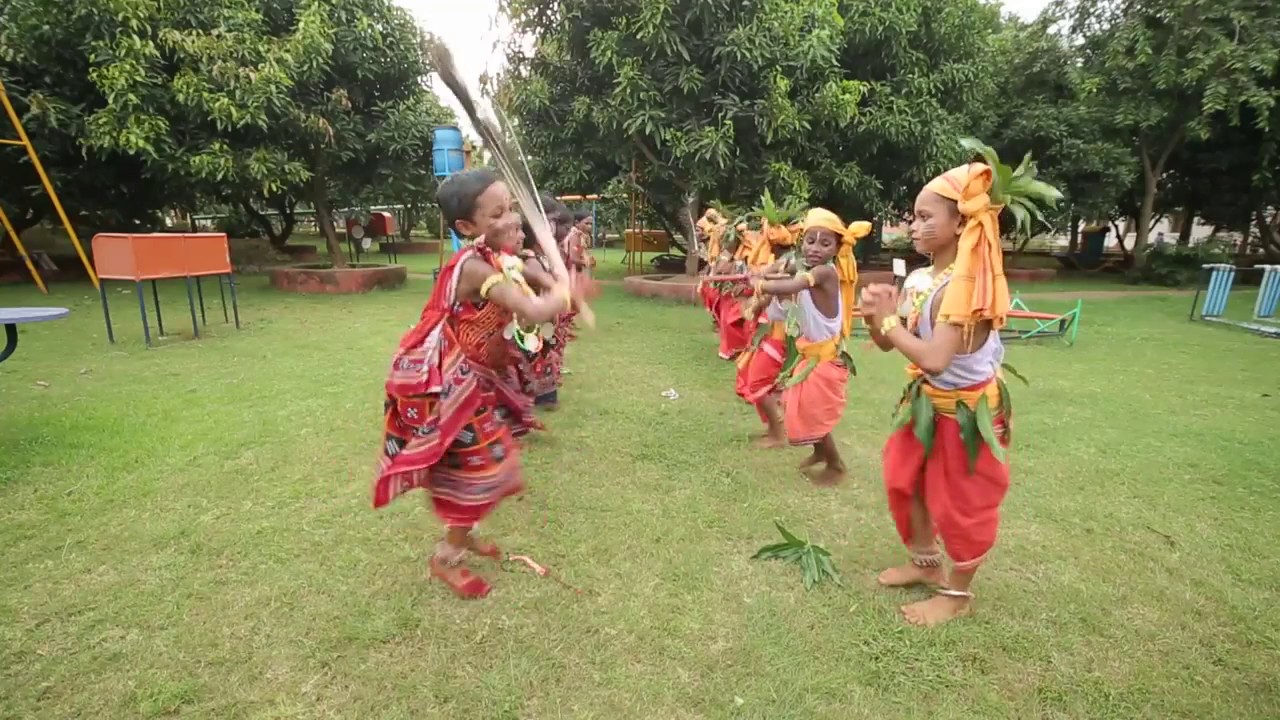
[706,223,725,261]
[923,162,1009,330]
[801,208,872,339]
[735,229,774,269]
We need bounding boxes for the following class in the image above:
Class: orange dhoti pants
[782,357,848,446]
[882,382,1010,569]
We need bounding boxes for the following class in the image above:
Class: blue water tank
[432,125,466,177]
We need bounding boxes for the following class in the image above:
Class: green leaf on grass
[774,520,802,545]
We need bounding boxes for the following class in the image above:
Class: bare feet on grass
[876,562,945,588]
[752,433,786,449]
[901,594,972,627]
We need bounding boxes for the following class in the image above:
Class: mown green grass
[1,277,1278,719]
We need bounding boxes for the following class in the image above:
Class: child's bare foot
[798,452,823,470]
[901,592,972,627]
[467,536,502,561]
[877,562,945,588]
[752,433,785,449]
[809,465,847,486]
[429,555,492,599]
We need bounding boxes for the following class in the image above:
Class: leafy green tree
[1061,0,1280,265]
[985,13,1133,253]
[501,0,1004,273]
[1,0,453,266]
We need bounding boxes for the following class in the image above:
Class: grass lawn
[2,276,1279,719]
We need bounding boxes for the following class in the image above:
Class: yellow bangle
[880,315,901,335]
[479,273,504,300]
[753,278,765,295]
[556,286,572,311]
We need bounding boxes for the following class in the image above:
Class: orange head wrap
[923,163,1009,330]
[762,218,801,248]
[801,208,872,339]
[736,229,774,269]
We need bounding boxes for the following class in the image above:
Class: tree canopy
[503,0,1280,266]
[1,0,453,264]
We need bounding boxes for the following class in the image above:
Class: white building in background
[884,214,1228,249]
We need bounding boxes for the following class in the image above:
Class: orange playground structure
[92,232,241,347]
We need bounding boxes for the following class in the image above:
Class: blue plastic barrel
[432,126,465,177]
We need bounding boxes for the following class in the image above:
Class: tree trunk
[1256,206,1280,261]
[1068,213,1080,254]
[683,191,701,276]
[310,173,346,268]
[271,196,297,246]
[399,202,418,242]
[1133,171,1157,267]
[1177,208,1194,246]
[1112,220,1132,262]
[1134,130,1184,268]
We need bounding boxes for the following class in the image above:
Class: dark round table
[0,307,70,364]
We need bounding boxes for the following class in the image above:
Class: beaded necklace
[906,263,954,333]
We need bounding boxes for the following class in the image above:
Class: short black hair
[438,169,501,237]
[574,210,591,223]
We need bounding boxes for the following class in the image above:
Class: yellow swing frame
[0,78,99,293]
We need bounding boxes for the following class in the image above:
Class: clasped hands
[860,283,901,328]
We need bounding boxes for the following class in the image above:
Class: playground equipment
[1002,295,1082,345]
[92,232,241,347]
[1189,263,1280,338]
[0,78,98,293]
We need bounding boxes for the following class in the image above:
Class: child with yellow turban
[860,159,1025,627]
[749,208,870,484]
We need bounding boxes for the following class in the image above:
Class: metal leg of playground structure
[151,279,166,337]
[136,282,153,347]
[196,276,207,326]
[228,273,241,329]
[185,277,201,339]
[217,275,229,323]
[100,281,116,344]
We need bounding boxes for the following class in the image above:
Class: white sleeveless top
[796,286,842,342]
[917,277,1004,389]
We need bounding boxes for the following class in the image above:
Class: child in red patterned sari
[374,170,580,599]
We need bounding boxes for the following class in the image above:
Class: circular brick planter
[380,240,439,254]
[280,244,321,262]
[622,271,896,304]
[269,263,408,294]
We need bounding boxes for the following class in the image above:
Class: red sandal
[429,555,492,599]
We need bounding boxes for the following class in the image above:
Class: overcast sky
[395,0,1053,132]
